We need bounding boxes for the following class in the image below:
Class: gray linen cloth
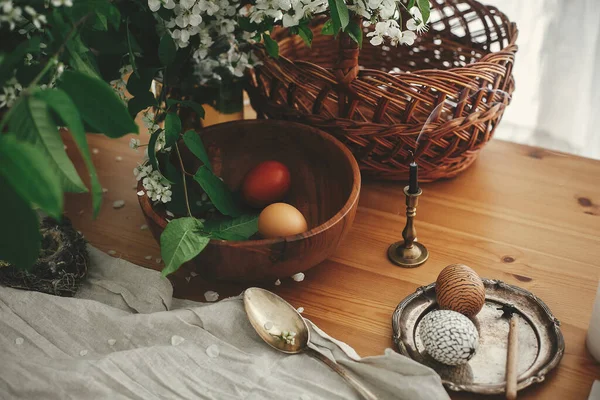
[0,246,449,400]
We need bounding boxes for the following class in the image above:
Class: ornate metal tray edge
[391,279,565,394]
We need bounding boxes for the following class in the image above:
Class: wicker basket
[246,0,518,181]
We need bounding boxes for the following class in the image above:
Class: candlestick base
[388,241,429,268]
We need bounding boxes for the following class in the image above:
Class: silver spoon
[243,287,378,400]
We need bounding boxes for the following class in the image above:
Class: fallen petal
[171,335,185,346]
[204,291,219,302]
[206,344,220,358]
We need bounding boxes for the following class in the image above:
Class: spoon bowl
[243,287,309,354]
[243,287,378,400]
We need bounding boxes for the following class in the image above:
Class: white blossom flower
[51,0,73,6]
[0,1,23,30]
[0,77,22,108]
[109,65,132,102]
[282,1,304,27]
[276,330,297,345]
[139,168,172,203]
[141,110,160,132]
[24,6,47,29]
[407,6,429,34]
[129,138,141,149]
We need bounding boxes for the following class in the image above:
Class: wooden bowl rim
[137,120,361,248]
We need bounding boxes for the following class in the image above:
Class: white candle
[588,281,600,363]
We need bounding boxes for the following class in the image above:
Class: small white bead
[291,272,305,282]
[112,200,125,209]
[107,339,116,346]
[15,337,24,345]
[274,279,281,286]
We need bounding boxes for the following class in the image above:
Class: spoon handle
[309,348,378,400]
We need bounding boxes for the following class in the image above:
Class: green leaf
[298,24,313,47]
[0,135,63,219]
[204,214,259,240]
[346,20,363,48]
[92,11,108,30]
[128,91,157,117]
[408,0,416,9]
[193,166,243,217]
[35,89,104,217]
[59,70,138,138]
[164,113,182,148]
[0,177,41,270]
[417,0,430,24]
[166,99,205,119]
[105,3,121,29]
[65,41,100,78]
[321,19,335,35]
[158,35,177,66]
[182,130,211,172]
[126,18,139,78]
[148,129,162,172]
[328,0,349,34]
[263,34,279,59]
[160,217,210,276]
[8,96,87,193]
[238,17,258,32]
[127,68,158,97]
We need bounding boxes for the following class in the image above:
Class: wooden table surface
[64,117,600,399]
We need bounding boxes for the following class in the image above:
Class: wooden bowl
[138,120,360,282]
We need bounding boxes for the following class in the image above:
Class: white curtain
[481,0,600,160]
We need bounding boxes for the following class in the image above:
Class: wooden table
[64,122,600,399]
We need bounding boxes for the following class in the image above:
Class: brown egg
[436,264,486,318]
[258,203,308,238]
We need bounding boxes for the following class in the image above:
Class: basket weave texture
[246,0,518,181]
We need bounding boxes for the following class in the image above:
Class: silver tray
[392,279,564,395]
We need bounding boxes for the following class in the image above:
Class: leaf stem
[175,142,192,217]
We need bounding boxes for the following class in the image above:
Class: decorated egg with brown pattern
[436,264,485,317]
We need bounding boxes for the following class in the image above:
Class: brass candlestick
[387,186,429,268]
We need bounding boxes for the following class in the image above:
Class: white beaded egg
[419,310,479,366]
